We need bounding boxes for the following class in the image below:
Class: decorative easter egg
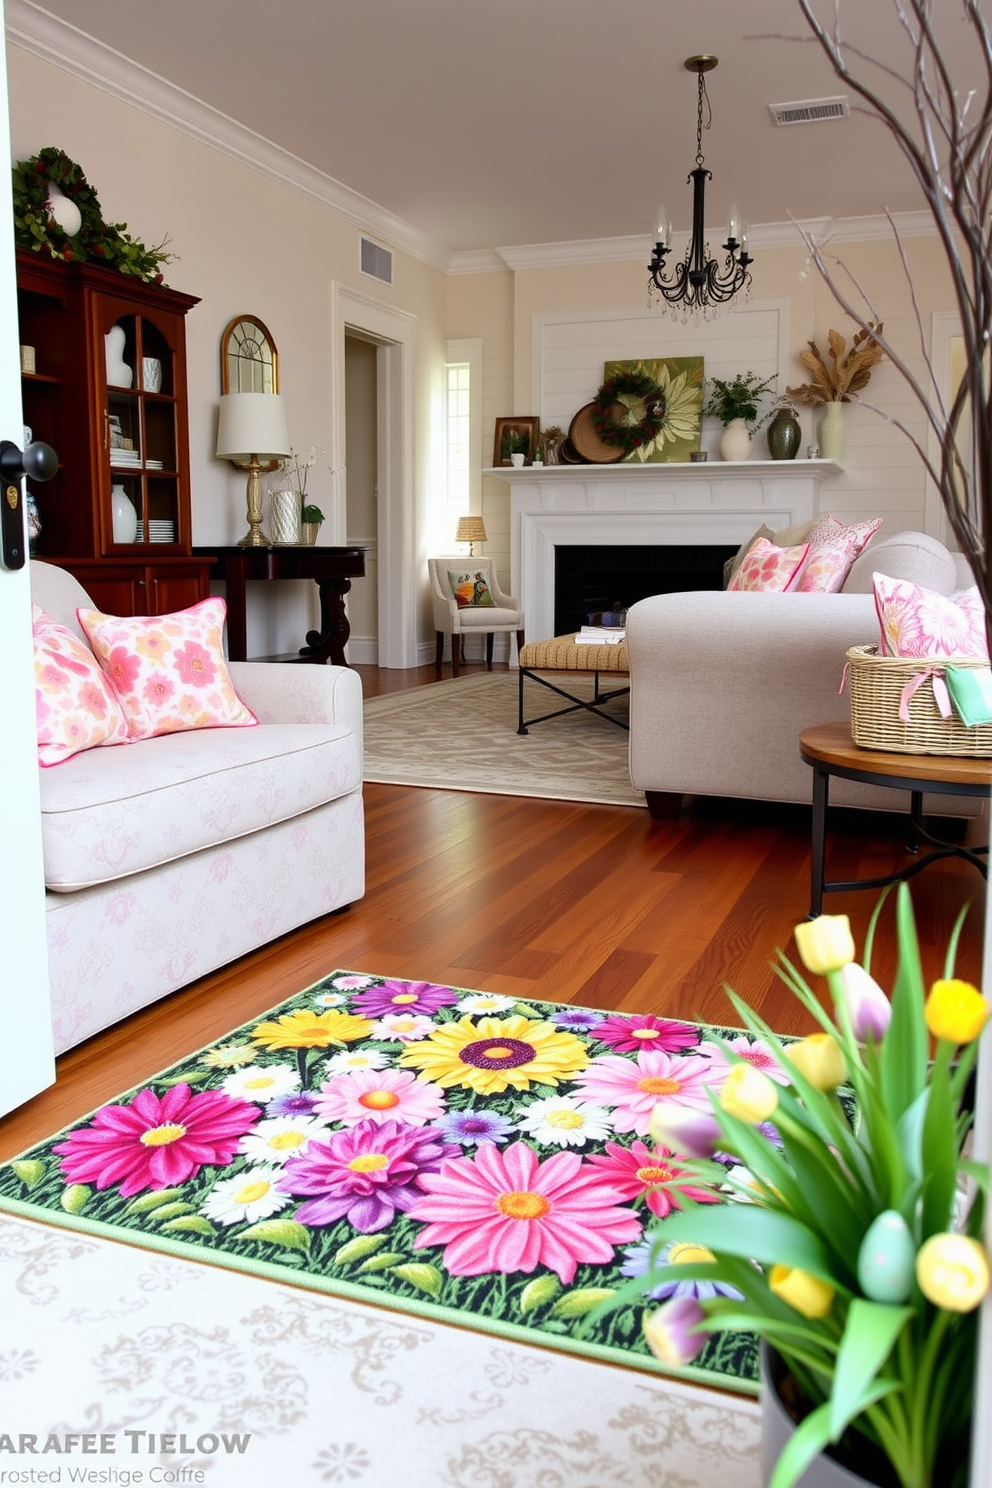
[857,1210,915,1303]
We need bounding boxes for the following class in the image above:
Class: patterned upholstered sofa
[31,561,365,1054]
[626,530,983,815]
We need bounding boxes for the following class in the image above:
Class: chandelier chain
[695,72,711,168]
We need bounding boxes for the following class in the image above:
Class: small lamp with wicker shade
[455,515,487,556]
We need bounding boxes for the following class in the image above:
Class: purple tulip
[648,1105,721,1159]
[837,964,892,1042]
[642,1295,707,1366]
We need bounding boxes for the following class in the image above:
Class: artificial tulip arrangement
[615,885,990,1488]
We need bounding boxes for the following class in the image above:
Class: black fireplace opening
[553,543,738,636]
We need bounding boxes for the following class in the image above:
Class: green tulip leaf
[126,1189,185,1214]
[768,1400,835,1488]
[550,1287,616,1319]
[657,1205,835,1280]
[357,1251,406,1273]
[334,1233,388,1265]
[829,1299,913,1442]
[389,1263,442,1298]
[161,1215,218,1236]
[237,1218,310,1251]
[519,1276,561,1314]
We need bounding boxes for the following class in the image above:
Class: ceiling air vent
[769,96,850,127]
[360,237,393,285]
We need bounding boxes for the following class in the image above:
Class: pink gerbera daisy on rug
[408,1139,641,1283]
[313,1067,446,1127]
[592,1013,700,1055]
[585,1139,722,1218]
[572,1048,728,1136]
[53,1084,260,1198]
[716,1036,792,1085]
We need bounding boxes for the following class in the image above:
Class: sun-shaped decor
[603,357,705,462]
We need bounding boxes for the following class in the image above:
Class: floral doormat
[0,973,767,1395]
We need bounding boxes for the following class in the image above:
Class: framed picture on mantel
[494,416,540,467]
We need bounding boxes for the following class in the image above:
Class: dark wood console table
[194,545,366,667]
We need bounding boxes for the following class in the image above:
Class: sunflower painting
[603,357,704,462]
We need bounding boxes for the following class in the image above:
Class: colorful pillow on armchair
[78,597,258,741]
[448,570,496,608]
[727,538,810,593]
[33,604,130,766]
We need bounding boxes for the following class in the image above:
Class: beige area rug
[0,1212,761,1488]
[363,671,645,807]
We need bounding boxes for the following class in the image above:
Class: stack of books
[574,624,625,645]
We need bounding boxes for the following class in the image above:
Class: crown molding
[5,0,457,274]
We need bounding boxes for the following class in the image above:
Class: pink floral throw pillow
[872,573,989,660]
[77,597,258,741]
[727,538,810,593]
[33,603,130,767]
[798,516,883,593]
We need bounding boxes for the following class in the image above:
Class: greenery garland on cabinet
[11,147,174,283]
[591,370,666,456]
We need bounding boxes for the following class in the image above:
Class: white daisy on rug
[200,1043,257,1069]
[322,1047,390,1075]
[200,1165,292,1226]
[311,992,348,1008]
[514,1094,613,1147]
[221,1063,300,1102]
[328,974,376,991]
[238,1115,326,1165]
[457,993,519,1015]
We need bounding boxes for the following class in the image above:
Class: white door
[0,0,56,1114]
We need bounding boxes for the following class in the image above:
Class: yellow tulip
[793,915,856,976]
[924,980,990,1045]
[916,1234,990,1312]
[720,1063,779,1124]
[769,1264,835,1319]
[786,1033,847,1091]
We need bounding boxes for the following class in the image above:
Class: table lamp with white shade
[216,392,291,547]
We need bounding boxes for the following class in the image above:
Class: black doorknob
[0,437,58,571]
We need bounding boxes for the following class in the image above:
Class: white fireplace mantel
[489,460,842,641]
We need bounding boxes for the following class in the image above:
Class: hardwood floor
[1,656,986,1159]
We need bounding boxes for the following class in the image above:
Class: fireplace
[554,543,736,635]
[500,461,839,642]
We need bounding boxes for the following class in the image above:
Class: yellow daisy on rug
[251,1008,372,1051]
[398,1014,588,1095]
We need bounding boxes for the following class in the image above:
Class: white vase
[818,402,847,464]
[111,483,138,543]
[719,418,753,462]
[105,325,132,388]
[269,488,302,545]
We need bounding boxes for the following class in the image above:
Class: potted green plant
[300,503,324,545]
[703,372,777,461]
[601,885,990,1488]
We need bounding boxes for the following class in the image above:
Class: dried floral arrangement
[787,322,884,405]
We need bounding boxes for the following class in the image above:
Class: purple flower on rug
[282,1118,454,1232]
[435,1109,517,1147]
[53,1084,260,1198]
[408,1140,642,1283]
[714,1120,783,1166]
[550,1009,605,1033]
[352,980,461,1019]
[584,1139,722,1219]
[265,1091,324,1119]
[621,1237,742,1301]
[593,1013,700,1054]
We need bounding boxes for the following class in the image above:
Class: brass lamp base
[237,457,270,547]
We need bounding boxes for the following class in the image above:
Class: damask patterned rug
[363,673,644,807]
[0,972,760,1396]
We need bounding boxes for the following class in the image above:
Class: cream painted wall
[449,234,958,601]
[6,44,448,658]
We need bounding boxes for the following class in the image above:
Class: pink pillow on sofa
[78,597,257,741]
[727,538,810,593]
[33,603,130,766]
[872,573,989,659]
[798,517,883,593]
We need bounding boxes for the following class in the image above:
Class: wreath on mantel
[11,147,174,283]
[591,370,666,456]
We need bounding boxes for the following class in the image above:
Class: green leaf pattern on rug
[0,971,770,1394]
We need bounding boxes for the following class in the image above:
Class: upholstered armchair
[428,556,525,676]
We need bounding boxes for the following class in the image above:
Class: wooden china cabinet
[16,248,211,613]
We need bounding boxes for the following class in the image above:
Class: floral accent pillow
[727,538,810,593]
[448,570,496,608]
[798,516,883,593]
[33,604,130,767]
[77,597,258,741]
[873,573,989,659]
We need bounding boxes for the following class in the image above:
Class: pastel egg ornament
[857,1209,916,1303]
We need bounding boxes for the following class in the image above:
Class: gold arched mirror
[220,315,279,395]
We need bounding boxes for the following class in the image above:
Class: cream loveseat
[626,531,981,816]
[32,561,365,1054]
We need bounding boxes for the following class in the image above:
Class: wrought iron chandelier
[648,56,753,319]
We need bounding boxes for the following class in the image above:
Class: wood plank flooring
[1,657,986,1159]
